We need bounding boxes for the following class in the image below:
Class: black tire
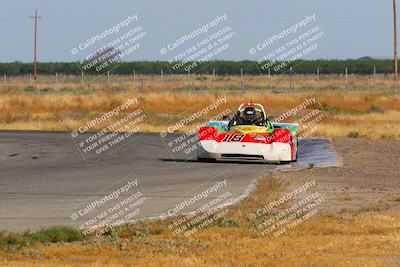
[290,136,298,162]
[197,157,217,162]
[293,149,298,162]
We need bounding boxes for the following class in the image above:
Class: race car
[197,102,298,162]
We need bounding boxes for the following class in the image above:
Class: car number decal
[222,134,245,142]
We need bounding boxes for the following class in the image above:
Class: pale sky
[0,0,395,62]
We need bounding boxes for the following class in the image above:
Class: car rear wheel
[291,136,298,162]
[197,157,217,162]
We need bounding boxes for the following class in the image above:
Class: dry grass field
[0,73,396,93]
[2,206,399,266]
[0,74,399,139]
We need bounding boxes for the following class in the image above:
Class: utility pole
[30,9,41,95]
[394,0,398,95]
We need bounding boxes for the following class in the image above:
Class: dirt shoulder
[280,137,400,214]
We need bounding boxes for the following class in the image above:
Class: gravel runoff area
[277,137,400,214]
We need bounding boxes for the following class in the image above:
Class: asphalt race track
[0,131,341,232]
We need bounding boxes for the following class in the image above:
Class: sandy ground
[279,138,400,214]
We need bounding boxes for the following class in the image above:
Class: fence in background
[1,67,398,95]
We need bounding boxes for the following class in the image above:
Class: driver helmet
[243,107,257,122]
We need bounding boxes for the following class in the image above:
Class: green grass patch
[40,87,52,93]
[27,226,83,243]
[370,104,386,113]
[0,232,28,252]
[0,226,83,252]
[60,87,74,93]
[218,218,240,228]
[23,86,36,93]
[348,131,360,138]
